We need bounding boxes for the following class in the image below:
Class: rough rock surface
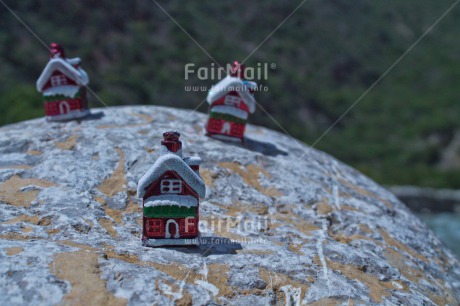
[0,106,459,305]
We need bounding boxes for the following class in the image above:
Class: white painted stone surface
[0,106,459,305]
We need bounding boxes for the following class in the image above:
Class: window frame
[224,95,241,107]
[50,75,68,87]
[160,178,182,194]
[146,219,163,235]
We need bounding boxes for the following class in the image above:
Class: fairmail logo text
[184,62,275,80]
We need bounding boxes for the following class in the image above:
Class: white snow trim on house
[36,57,89,92]
[137,153,206,198]
[183,156,202,166]
[67,58,81,66]
[144,195,198,208]
[245,81,257,90]
[43,85,80,97]
[206,76,256,113]
[210,105,248,120]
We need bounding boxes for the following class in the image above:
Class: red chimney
[50,43,66,59]
[162,131,182,154]
[230,61,246,80]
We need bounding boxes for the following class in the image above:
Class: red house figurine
[137,132,206,247]
[205,61,257,141]
[36,43,90,121]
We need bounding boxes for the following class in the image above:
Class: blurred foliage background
[1,0,460,188]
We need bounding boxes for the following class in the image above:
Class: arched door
[221,122,231,134]
[59,101,70,115]
[165,219,180,238]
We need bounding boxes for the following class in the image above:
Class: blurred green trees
[1,0,459,187]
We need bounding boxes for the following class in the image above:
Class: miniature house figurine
[205,61,257,141]
[36,43,90,121]
[137,132,206,247]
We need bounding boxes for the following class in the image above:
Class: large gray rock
[0,106,459,305]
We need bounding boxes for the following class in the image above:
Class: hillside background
[1,0,460,188]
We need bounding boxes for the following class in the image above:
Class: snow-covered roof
[206,76,256,113]
[137,153,206,198]
[245,81,257,90]
[210,105,248,120]
[43,85,80,97]
[183,156,202,166]
[144,195,198,208]
[36,57,89,92]
[67,58,81,66]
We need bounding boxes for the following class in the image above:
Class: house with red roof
[205,62,257,141]
[36,43,90,121]
[137,131,205,247]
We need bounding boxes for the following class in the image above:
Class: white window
[160,179,182,194]
[51,75,67,87]
[224,95,240,107]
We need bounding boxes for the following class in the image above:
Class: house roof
[206,76,257,113]
[183,156,202,166]
[137,153,206,198]
[36,57,89,92]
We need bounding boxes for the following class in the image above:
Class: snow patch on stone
[195,280,219,297]
[280,285,301,306]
